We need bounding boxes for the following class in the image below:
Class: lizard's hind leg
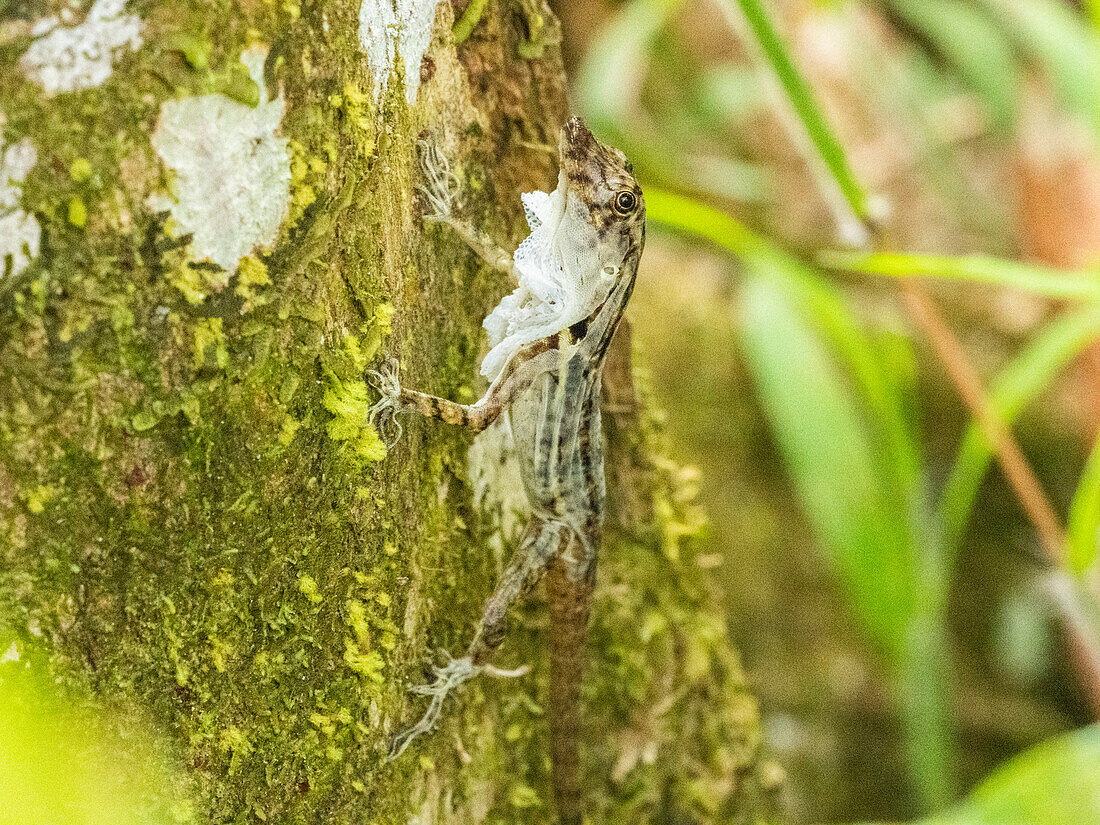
[388,519,567,759]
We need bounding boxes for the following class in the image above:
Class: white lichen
[148,47,291,272]
[0,135,41,278]
[358,0,442,104]
[19,0,143,95]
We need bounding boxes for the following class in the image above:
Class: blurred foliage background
[7,1,1100,823]
[0,638,194,825]
[550,0,1100,822]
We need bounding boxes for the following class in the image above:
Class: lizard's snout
[560,116,595,159]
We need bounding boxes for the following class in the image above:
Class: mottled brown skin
[377,117,645,825]
[395,334,563,432]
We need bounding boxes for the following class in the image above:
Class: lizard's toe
[367,358,406,447]
[416,140,460,223]
[387,653,482,760]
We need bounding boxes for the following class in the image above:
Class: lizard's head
[557,116,645,274]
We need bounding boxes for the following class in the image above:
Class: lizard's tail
[546,559,595,825]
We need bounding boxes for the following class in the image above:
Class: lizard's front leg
[388,517,568,758]
[367,340,562,444]
[418,141,516,282]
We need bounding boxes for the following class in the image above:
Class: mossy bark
[0,1,767,822]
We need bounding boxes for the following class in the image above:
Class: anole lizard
[370,117,645,825]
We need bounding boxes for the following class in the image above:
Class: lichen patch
[148,47,291,272]
[358,0,442,104]
[18,0,143,95]
[0,135,41,277]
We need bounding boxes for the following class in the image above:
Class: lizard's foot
[416,140,460,223]
[388,652,481,759]
[367,357,406,447]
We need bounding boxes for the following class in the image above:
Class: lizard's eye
[613,190,637,215]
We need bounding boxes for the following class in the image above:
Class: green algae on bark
[0,0,768,822]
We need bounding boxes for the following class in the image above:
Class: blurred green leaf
[1067,430,1100,576]
[940,306,1100,554]
[821,250,1100,301]
[848,20,1015,245]
[0,640,193,825]
[739,272,919,654]
[679,154,772,203]
[1088,0,1100,37]
[650,185,952,805]
[577,0,773,204]
[923,724,1100,825]
[648,186,932,527]
[695,64,769,129]
[885,0,1020,133]
[648,188,921,484]
[852,725,1100,825]
[716,0,871,226]
[575,0,682,131]
[983,0,1100,139]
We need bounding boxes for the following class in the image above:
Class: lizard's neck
[582,238,643,364]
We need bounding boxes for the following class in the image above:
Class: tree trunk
[0,0,766,822]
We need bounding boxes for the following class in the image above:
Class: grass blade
[645,186,769,259]
[1067,432,1100,576]
[715,0,871,233]
[821,250,1100,301]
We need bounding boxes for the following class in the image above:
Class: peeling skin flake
[19,0,143,95]
[148,47,291,272]
[0,136,41,278]
[358,0,441,104]
[480,173,615,380]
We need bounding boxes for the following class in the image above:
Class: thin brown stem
[900,279,1100,715]
[899,280,1066,560]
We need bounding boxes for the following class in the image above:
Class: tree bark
[0,0,767,822]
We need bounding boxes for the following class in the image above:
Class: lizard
[369,116,645,825]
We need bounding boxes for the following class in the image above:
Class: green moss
[361,302,394,362]
[322,368,387,465]
[235,254,270,307]
[132,409,160,432]
[69,158,93,182]
[343,638,385,683]
[67,196,87,227]
[192,318,228,369]
[287,139,326,228]
[297,574,324,605]
[19,484,55,514]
